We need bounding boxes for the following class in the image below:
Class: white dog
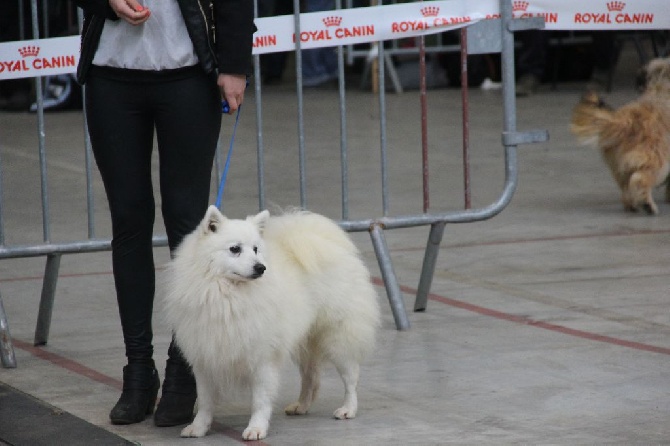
[162,206,381,441]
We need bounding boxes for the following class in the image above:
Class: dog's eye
[229,245,241,255]
[253,246,258,254]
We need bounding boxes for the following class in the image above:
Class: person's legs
[155,73,220,252]
[515,30,547,96]
[302,47,338,86]
[85,74,160,424]
[516,30,547,80]
[302,0,338,86]
[259,0,290,84]
[589,31,619,91]
[152,71,221,426]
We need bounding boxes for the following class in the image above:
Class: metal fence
[0,0,549,368]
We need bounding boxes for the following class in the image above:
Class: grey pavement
[1,44,669,445]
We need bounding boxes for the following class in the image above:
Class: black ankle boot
[154,343,197,427]
[110,361,160,425]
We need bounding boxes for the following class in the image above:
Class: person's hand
[109,0,151,25]
[217,74,247,114]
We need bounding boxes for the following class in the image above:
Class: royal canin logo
[252,34,277,49]
[322,16,342,27]
[606,1,625,11]
[512,1,529,12]
[392,4,470,33]
[294,15,374,43]
[420,6,439,17]
[502,1,558,24]
[18,46,40,58]
[0,44,75,75]
[573,1,653,25]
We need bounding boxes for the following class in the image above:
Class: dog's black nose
[252,263,266,277]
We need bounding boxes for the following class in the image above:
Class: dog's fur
[162,206,381,440]
[570,57,670,214]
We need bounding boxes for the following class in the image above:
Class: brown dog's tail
[570,90,615,146]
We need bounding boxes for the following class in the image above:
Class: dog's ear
[203,205,226,234]
[248,210,270,234]
[642,58,670,90]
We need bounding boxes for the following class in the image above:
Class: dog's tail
[570,90,616,147]
[267,211,362,276]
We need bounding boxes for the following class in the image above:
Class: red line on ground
[12,338,123,389]
[7,265,669,445]
[371,278,670,356]
[10,339,267,445]
[0,271,111,283]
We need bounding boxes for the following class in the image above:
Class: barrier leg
[414,222,446,312]
[359,47,403,94]
[0,292,17,368]
[369,224,410,330]
[34,253,61,346]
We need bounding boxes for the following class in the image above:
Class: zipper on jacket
[210,2,216,44]
[197,0,217,65]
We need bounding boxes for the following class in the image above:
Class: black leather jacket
[74,0,255,84]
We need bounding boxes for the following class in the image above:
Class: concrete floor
[1,44,670,445]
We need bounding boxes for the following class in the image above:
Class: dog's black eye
[230,245,241,255]
[208,222,217,233]
[253,246,258,254]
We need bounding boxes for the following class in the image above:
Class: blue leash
[214,100,242,210]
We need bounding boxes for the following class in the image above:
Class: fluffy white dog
[162,206,381,441]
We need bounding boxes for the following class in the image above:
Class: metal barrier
[0,0,549,368]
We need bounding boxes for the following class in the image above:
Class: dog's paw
[643,201,658,215]
[242,425,268,441]
[181,423,209,438]
[333,406,357,420]
[284,401,309,416]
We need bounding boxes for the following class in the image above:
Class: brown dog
[571,58,670,214]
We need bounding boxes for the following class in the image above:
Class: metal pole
[335,0,349,221]
[31,0,50,243]
[77,8,96,239]
[34,253,61,346]
[253,0,266,211]
[419,35,429,213]
[377,26,389,216]
[461,28,471,209]
[501,0,518,136]
[0,293,17,368]
[294,0,307,208]
[370,224,410,330]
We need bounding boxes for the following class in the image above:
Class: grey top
[92,0,198,70]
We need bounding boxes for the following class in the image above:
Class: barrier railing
[0,0,558,368]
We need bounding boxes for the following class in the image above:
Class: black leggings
[85,68,221,362]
